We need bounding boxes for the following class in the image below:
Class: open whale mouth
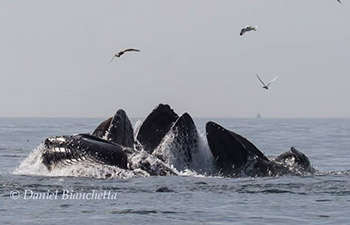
[42,134,128,170]
[206,121,252,171]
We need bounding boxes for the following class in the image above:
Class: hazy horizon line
[0,116,349,119]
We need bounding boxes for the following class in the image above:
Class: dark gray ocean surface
[1,118,350,224]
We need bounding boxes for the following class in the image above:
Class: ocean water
[1,118,350,224]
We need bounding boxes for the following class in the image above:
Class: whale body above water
[40,104,315,178]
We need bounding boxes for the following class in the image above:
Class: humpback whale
[128,151,178,176]
[92,106,180,176]
[153,112,199,170]
[275,147,313,172]
[136,104,179,153]
[206,121,313,177]
[206,121,265,175]
[42,134,128,170]
[92,117,112,138]
[37,103,314,178]
[93,109,134,148]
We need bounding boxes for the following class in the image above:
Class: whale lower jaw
[42,134,128,170]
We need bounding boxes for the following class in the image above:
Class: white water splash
[134,120,143,138]
[153,130,177,166]
[190,132,216,175]
[14,144,49,176]
[153,129,216,175]
[129,151,178,176]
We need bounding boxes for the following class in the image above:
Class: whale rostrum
[136,104,179,154]
[92,109,134,148]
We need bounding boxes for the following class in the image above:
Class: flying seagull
[240,25,257,36]
[256,74,278,90]
[337,0,342,4]
[110,48,140,63]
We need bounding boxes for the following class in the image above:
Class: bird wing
[109,55,116,63]
[266,76,278,87]
[337,0,342,4]
[256,74,266,86]
[240,28,245,35]
[124,49,140,52]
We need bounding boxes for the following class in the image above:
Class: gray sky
[0,0,349,118]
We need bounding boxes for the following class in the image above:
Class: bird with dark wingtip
[337,0,342,4]
[110,48,140,63]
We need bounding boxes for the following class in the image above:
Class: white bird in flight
[110,48,140,63]
[256,74,278,90]
[240,25,257,36]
